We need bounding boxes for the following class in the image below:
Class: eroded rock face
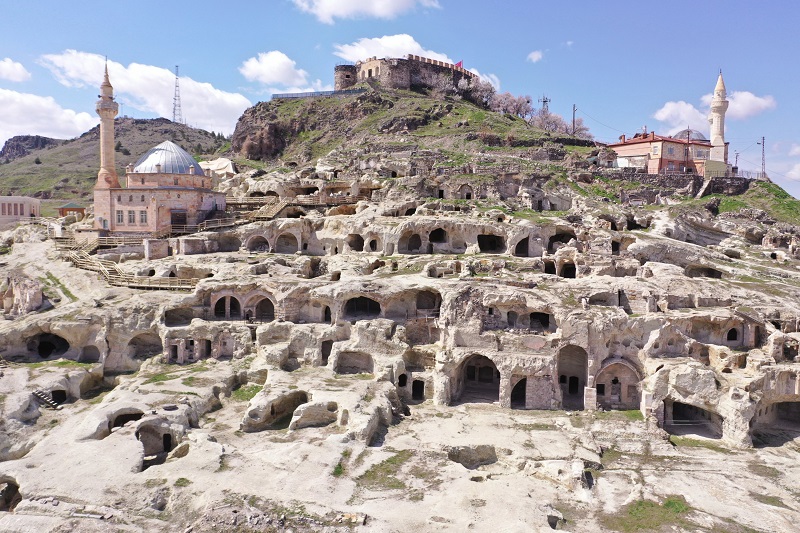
[2,275,43,316]
[447,445,497,469]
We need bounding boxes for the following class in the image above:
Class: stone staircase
[32,389,61,410]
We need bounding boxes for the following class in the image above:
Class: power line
[575,108,627,134]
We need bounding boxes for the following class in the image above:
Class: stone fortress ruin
[1,66,800,531]
[334,54,476,92]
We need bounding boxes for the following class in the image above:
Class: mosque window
[174,178,179,185]
[140,210,147,224]
[128,210,135,224]
[141,195,145,202]
[116,210,124,224]
[129,195,133,202]
[141,178,145,185]
[117,195,122,202]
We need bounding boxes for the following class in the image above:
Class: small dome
[132,141,204,175]
[671,129,708,142]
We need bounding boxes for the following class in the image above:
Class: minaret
[95,63,120,189]
[708,71,729,163]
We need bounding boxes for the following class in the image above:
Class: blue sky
[2,0,800,196]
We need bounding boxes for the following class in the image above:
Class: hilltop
[0,118,227,208]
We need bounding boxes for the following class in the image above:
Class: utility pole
[172,65,183,124]
[538,94,550,114]
[756,136,766,179]
[572,104,577,135]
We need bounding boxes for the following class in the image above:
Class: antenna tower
[172,65,183,124]
[538,94,550,114]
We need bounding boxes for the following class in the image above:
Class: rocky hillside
[0,118,227,205]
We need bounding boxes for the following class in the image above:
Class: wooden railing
[65,251,198,291]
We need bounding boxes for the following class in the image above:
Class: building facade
[92,68,225,234]
[609,73,731,177]
[0,196,39,225]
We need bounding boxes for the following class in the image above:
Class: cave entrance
[412,380,426,402]
[111,410,144,429]
[530,312,551,332]
[457,355,500,404]
[557,345,588,410]
[477,234,505,253]
[0,482,21,512]
[321,340,333,366]
[29,333,70,358]
[513,237,529,257]
[344,297,381,320]
[664,400,723,439]
[334,351,374,374]
[548,231,575,253]
[50,390,67,405]
[511,378,527,409]
[559,262,577,278]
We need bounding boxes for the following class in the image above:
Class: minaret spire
[708,71,729,163]
[95,61,120,189]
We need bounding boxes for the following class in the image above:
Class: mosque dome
[671,129,708,142]
[132,141,205,175]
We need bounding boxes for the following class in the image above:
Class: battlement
[334,54,476,91]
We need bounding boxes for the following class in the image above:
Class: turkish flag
[455,61,463,68]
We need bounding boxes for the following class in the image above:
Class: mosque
[610,73,731,177]
[92,66,225,234]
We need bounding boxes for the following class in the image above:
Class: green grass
[356,450,413,491]
[332,461,345,477]
[174,477,192,487]
[749,491,788,509]
[231,384,262,402]
[601,495,692,532]
[668,435,731,454]
[44,272,77,302]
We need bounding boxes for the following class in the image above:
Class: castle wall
[342,55,477,91]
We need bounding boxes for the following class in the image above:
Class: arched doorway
[511,378,527,409]
[127,333,163,360]
[323,306,332,323]
[275,233,298,253]
[594,361,641,410]
[346,234,364,252]
[247,235,269,252]
[514,237,529,257]
[557,345,588,410]
[344,296,381,319]
[255,298,275,321]
[429,228,447,243]
[27,333,70,358]
[457,355,500,404]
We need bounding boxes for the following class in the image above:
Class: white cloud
[786,163,800,181]
[527,50,543,63]
[653,100,708,135]
[334,34,452,63]
[565,41,574,47]
[0,88,97,146]
[0,58,31,82]
[701,90,776,120]
[39,50,251,135]
[239,51,309,87]
[654,88,775,136]
[789,144,800,157]
[294,0,439,24]
[468,69,500,90]
[334,34,500,90]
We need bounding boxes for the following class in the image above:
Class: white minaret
[708,71,729,163]
[95,63,120,189]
